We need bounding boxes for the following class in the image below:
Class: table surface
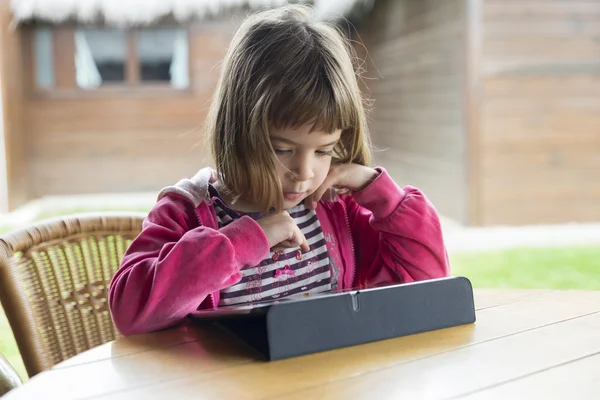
[5,289,600,400]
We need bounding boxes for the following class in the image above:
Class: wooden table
[5,289,600,399]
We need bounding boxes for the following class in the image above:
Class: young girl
[109,5,450,335]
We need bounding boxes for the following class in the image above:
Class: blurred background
[1,0,599,378]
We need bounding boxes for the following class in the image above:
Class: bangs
[267,60,358,134]
[208,4,372,213]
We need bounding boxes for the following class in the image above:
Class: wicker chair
[0,351,22,396]
[0,212,145,378]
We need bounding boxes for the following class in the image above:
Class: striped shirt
[210,187,338,307]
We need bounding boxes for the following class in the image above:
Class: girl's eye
[274,148,291,155]
[316,150,333,157]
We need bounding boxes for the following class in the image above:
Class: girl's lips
[283,192,305,201]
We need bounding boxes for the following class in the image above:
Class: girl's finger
[304,193,314,210]
[311,175,337,207]
[291,228,310,252]
[299,235,310,252]
[305,192,320,210]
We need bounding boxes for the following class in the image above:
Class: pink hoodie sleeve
[345,167,450,287]
[108,196,270,335]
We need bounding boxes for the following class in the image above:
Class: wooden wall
[358,0,469,224]
[0,1,28,211]
[478,0,600,225]
[22,22,234,198]
[11,1,599,225]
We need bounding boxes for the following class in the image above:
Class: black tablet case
[191,276,476,360]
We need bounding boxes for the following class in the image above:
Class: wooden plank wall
[479,0,600,225]
[358,0,469,223]
[0,2,28,211]
[23,22,235,198]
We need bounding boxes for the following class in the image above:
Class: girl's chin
[283,199,305,209]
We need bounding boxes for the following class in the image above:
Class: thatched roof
[10,0,371,26]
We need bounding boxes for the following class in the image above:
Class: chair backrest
[0,352,22,396]
[0,212,145,377]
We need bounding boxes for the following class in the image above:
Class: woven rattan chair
[0,212,145,377]
[0,352,22,396]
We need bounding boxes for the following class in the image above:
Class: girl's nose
[290,161,314,182]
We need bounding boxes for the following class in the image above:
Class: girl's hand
[256,211,310,252]
[306,164,379,209]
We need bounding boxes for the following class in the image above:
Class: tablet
[189,276,476,360]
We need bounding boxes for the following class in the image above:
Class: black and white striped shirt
[210,187,338,306]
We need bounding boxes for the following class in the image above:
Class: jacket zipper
[340,201,357,288]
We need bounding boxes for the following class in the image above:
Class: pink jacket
[109,167,450,335]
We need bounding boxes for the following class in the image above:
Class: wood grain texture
[478,0,600,225]
[19,22,235,198]
[357,0,469,224]
[358,0,600,226]
[4,289,600,400]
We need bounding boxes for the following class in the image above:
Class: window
[34,27,54,88]
[32,26,190,91]
[137,28,189,88]
[75,29,127,87]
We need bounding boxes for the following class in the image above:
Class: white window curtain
[74,30,102,89]
[169,29,189,89]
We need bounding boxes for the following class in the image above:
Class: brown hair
[206,4,372,212]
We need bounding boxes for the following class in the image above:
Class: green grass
[1,239,599,381]
[450,245,600,290]
[0,311,27,381]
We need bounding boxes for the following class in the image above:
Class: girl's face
[270,124,342,209]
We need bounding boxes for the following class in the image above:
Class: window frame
[24,23,193,98]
